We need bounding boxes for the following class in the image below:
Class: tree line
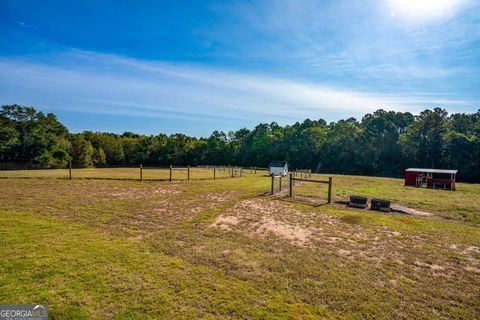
[1,104,479,182]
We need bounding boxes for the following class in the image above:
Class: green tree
[400,108,448,168]
[70,135,94,168]
[93,147,107,166]
[0,105,69,166]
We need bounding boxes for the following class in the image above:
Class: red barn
[404,168,457,191]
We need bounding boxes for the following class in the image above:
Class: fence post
[271,175,274,195]
[289,173,293,197]
[240,168,243,177]
[250,166,252,174]
[213,167,216,180]
[169,165,172,182]
[187,165,190,181]
[254,166,257,174]
[328,176,332,203]
[69,160,72,180]
[140,164,143,181]
[279,176,282,192]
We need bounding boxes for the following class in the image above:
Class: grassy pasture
[293,173,480,224]
[0,169,479,319]
[0,167,246,181]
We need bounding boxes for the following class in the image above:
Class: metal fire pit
[371,198,391,212]
[349,195,368,209]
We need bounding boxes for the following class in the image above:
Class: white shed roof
[405,168,457,174]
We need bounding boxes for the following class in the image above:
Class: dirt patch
[128,234,143,241]
[211,198,316,246]
[199,191,237,202]
[391,204,433,217]
[257,217,312,246]
[464,246,480,254]
[211,198,370,247]
[211,215,240,231]
[108,185,181,199]
[210,197,480,279]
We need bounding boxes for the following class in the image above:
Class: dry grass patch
[1,174,479,319]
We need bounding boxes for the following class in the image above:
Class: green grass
[294,173,480,224]
[1,170,479,319]
[0,167,247,181]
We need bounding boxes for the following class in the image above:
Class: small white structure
[269,160,288,176]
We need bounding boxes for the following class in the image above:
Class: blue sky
[1,0,479,136]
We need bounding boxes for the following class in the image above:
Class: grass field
[0,169,479,319]
[0,167,243,180]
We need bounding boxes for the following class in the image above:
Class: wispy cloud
[204,0,480,86]
[15,20,37,28]
[0,49,475,134]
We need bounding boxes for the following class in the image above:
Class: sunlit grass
[0,172,479,319]
[293,173,480,224]
[0,167,251,181]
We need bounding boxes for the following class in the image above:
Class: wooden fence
[290,174,332,203]
[270,173,333,203]
[0,163,247,181]
[292,169,312,179]
[270,174,288,194]
[93,164,244,181]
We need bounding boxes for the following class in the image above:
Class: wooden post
[289,173,293,197]
[254,166,257,174]
[188,165,190,181]
[328,176,332,203]
[69,160,72,180]
[271,175,274,195]
[250,166,252,174]
[240,168,243,177]
[279,176,282,192]
[140,164,143,181]
[169,165,172,182]
[213,167,216,180]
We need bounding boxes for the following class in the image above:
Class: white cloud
[0,49,476,131]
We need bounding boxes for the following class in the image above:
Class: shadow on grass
[277,195,330,207]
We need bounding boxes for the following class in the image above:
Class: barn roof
[269,160,288,168]
[405,168,457,174]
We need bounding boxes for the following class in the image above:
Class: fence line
[129,164,245,181]
[0,162,250,182]
[293,169,312,179]
[269,173,333,204]
[290,174,333,203]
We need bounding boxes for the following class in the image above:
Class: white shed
[269,160,288,176]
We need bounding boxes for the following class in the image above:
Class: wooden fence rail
[289,174,333,203]
[270,175,286,194]
[43,164,246,182]
[293,169,312,179]
[3,163,295,183]
[141,165,243,181]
